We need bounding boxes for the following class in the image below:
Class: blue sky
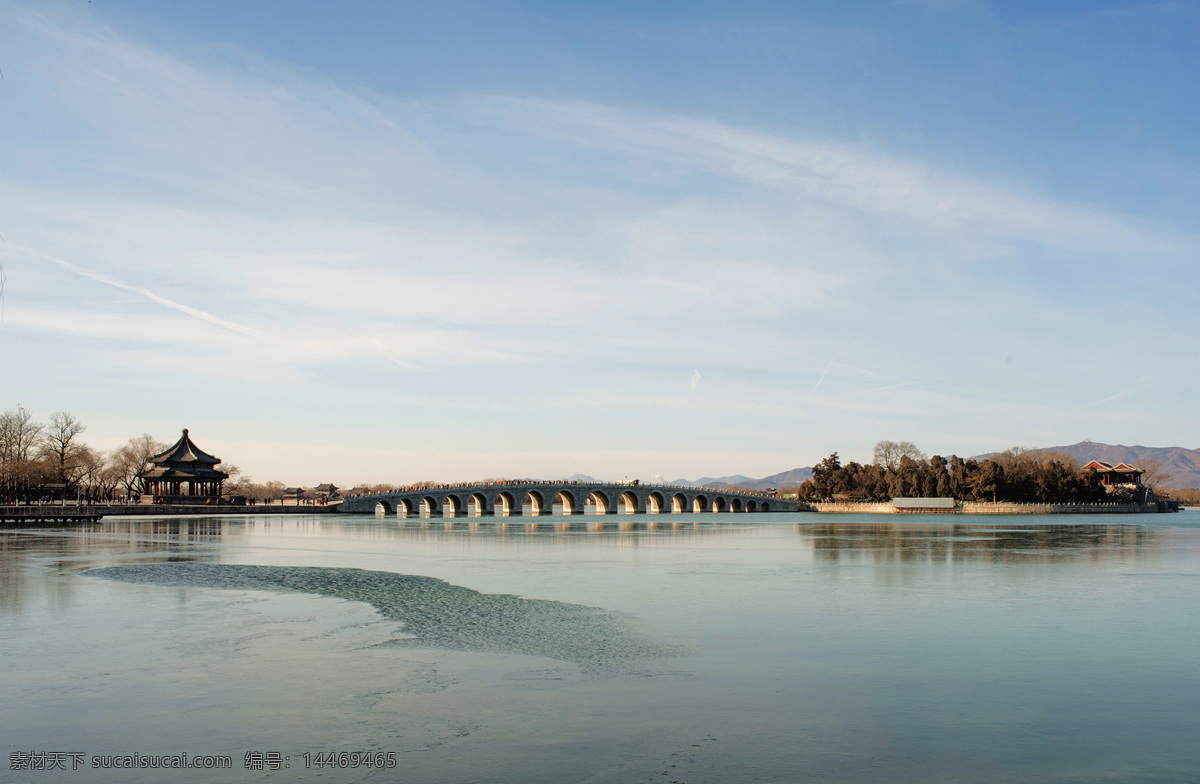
[1,0,1197,485]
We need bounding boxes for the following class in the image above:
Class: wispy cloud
[3,6,1197,478]
[37,252,257,336]
[808,345,844,399]
[478,97,1195,258]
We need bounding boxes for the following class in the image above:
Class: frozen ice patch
[85,564,686,675]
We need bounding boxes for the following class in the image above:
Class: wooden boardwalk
[0,503,336,526]
[0,506,105,524]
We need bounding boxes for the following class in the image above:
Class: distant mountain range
[670,468,814,491]
[554,441,1200,493]
[554,469,811,491]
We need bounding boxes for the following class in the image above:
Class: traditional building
[1081,460,1144,487]
[139,429,228,502]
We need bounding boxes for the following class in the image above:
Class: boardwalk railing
[0,505,105,523]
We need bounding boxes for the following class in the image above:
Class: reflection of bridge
[338,482,805,517]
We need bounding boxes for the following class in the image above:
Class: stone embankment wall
[811,501,1163,515]
[811,502,894,514]
[958,502,1160,515]
[103,504,336,516]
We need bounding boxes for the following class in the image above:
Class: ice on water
[86,563,686,674]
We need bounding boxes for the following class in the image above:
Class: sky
[1,0,1198,486]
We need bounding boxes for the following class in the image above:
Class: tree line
[0,406,256,503]
[795,440,1163,504]
[0,404,423,504]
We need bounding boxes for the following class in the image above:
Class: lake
[3,511,1199,783]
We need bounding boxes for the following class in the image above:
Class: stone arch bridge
[339,482,805,518]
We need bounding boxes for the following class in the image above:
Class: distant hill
[667,473,756,488]
[671,467,813,491]
[1030,441,1200,488]
[549,470,813,489]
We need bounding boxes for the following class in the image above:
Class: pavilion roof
[1082,460,1142,474]
[139,428,228,481]
[148,429,223,467]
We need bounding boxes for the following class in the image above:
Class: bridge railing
[344,481,782,500]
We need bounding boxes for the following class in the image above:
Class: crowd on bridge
[346,479,781,499]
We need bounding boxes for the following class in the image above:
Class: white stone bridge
[338,482,805,518]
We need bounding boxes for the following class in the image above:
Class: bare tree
[0,405,44,463]
[75,447,107,497]
[219,464,249,498]
[263,480,286,504]
[872,440,926,472]
[1163,486,1200,505]
[993,446,1035,468]
[1036,450,1082,473]
[1137,458,1171,491]
[108,434,168,498]
[96,455,127,499]
[39,411,88,490]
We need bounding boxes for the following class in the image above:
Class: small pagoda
[139,428,229,503]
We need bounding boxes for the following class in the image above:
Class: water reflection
[806,520,1157,564]
[0,515,745,612]
[2,514,1173,556]
[1,515,1175,611]
[0,524,210,614]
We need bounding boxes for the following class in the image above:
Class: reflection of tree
[806,521,1155,564]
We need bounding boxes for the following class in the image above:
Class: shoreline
[809,500,1173,515]
[0,503,336,526]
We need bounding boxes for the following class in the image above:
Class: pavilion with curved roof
[138,428,228,501]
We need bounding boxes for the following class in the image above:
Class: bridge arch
[375,500,394,516]
[618,491,638,515]
[421,496,440,518]
[492,491,515,517]
[522,490,546,516]
[760,502,770,512]
[469,492,489,517]
[672,493,687,514]
[647,492,664,514]
[692,495,708,514]
[443,494,465,518]
[730,498,743,513]
[712,496,727,513]
[395,498,414,518]
[586,490,611,515]
[552,490,576,515]
[746,500,757,512]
